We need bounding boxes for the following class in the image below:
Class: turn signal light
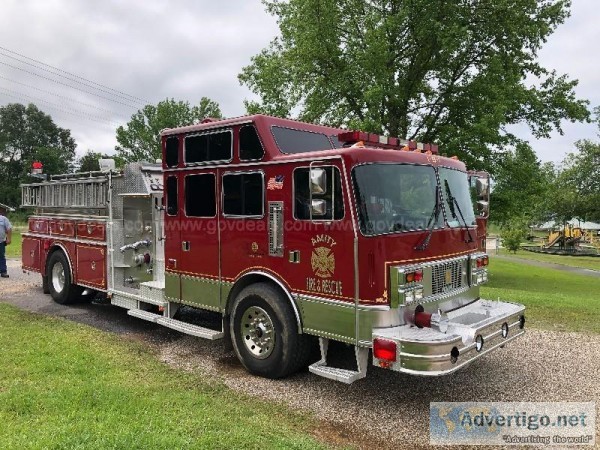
[476,256,489,268]
[373,338,397,362]
[405,269,423,283]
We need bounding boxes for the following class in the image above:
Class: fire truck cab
[21,114,525,383]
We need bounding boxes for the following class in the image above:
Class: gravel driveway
[1,259,599,449]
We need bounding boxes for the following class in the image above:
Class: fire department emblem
[311,247,335,278]
[310,234,337,278]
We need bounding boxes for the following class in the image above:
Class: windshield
[438,167,477,228]
[352,164,442,236]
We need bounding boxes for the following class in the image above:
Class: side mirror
[468,171,490,218]
[311,199,327,217]
[476,178,489,199]
[310,168,327,194]
[477,200,489,217]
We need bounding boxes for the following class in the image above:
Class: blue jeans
[0,241,6,274]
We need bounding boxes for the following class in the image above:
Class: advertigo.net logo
[430,402,596,447]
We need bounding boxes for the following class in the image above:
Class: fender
[230,270,303,333]
[46,242,74,280]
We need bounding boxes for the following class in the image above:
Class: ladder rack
[22,175,111,209]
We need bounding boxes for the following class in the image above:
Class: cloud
[0,0,597,163]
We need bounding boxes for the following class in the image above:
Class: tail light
[373,338,397,362]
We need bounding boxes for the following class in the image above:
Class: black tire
[46,251,84,305]
[42,275,50,294]
[230,283,311,379]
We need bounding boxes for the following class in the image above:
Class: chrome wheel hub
[51,263,65,294]
[240,306,275,359]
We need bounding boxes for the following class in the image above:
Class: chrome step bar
[127,309,223,340]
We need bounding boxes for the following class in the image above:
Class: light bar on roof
[339,131,439,154]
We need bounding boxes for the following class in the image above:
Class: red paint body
[161,115,481,306]
[22,216,108,291]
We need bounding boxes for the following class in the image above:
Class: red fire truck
[21,114,525,383]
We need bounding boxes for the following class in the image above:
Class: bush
[500,221,528,253]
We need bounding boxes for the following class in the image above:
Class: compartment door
[22,237,42,272]
[76,245,106,289]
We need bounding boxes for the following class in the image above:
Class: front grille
[431,259,464,295]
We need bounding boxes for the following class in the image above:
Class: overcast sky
[0,0,598,165]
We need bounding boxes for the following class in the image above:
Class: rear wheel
[230,283,310,379]
[47,251,84,304]
[42,275,50,294]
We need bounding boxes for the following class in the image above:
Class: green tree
[240,0,589,169]
[546,106,600,223]
[490,143,553,224]
[556,139,600,222]
[78,151,125,172]
[0,103,76,206]
[115,98,222,162]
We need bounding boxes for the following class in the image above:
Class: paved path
[493,253,600,278]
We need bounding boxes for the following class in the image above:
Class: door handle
[288,250,301,263]
[182,241,191,251]
[167,258,177,269]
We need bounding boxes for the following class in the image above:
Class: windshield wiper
[444,179,474,243]
[415,185,441,251]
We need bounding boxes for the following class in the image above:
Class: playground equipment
[544,224,584,250]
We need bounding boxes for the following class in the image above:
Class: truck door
[164,174,181,301]
[286,161,357,339]
[177,170,221,309]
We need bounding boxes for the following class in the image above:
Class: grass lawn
[5,228,22,258]
[0,303,325,449]
[481,258,600,334]
[497,247,600,271]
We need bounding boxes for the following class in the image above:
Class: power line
[0,45,151,104]
[0,74,127,118]
[0,60,142,109]
[0,88,120,127]
[0,50,145,106]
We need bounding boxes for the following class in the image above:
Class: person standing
[0,207,12,278]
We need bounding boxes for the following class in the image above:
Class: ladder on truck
[22,171,110,210]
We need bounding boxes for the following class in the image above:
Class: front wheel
[47,251,84,305]
[230,283,310,379]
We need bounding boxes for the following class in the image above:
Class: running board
[127,310,224,340]
[308,338,369,384]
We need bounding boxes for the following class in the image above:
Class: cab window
[294,166,344,220]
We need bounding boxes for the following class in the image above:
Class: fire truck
[21,114,525,383]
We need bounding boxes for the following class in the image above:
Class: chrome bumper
[372,299,525,375]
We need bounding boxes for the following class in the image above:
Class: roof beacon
[338,130,439,154]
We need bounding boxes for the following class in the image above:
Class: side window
[294,166,344,220]
[271,126,333,154]
[239,125,264,160]
[165,136,179,168]
[223,172,264,217]
[185,130,232,164]
[166,176,178,216]
[185,174,216,217]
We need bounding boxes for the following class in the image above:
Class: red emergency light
[32,161,44,175]
[338,131,439,154]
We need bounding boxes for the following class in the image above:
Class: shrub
[500,222,528,253]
